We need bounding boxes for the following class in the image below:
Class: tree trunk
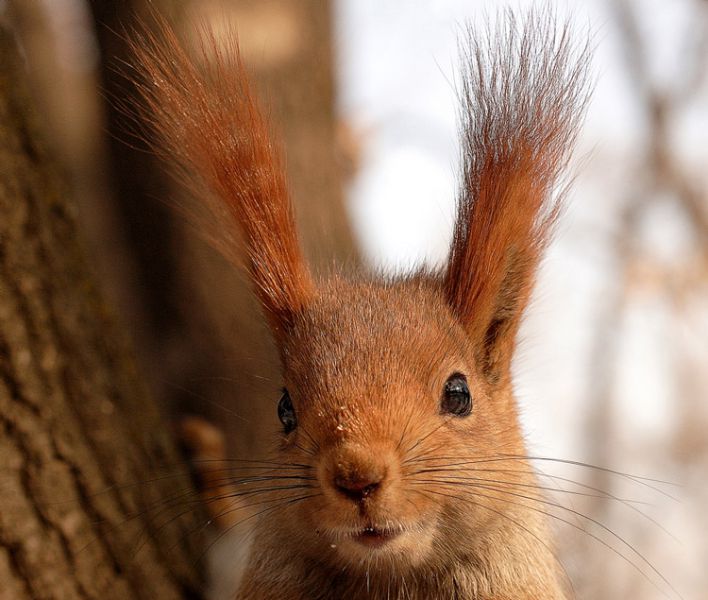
[0,23,203,600]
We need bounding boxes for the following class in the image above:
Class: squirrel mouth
[352,525,401,548]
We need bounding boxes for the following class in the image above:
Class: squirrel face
[277,277,525,572]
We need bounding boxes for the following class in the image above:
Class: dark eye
[440,374,472,417]
[278,388,297,434]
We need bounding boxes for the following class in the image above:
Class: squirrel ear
[128,16,314,338]
[443,13,590,382]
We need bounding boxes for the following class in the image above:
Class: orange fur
[129,17,314,335]
[129,10,590,600]
[445,13,590,381]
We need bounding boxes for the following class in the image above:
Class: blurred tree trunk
[0,23,203,600]
[86,0,357,459]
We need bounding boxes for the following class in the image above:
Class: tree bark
[0,23,203,600]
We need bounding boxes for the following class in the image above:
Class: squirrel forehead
[282,278,471,392]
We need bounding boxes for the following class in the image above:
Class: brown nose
[334,473,383,502]
[329,447,388,503]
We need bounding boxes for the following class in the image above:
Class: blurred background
[2,0,706,598]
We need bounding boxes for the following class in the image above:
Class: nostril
[334,476,382,502]
[328,448,390,503]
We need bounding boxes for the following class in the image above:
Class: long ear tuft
[126,15,314,336]
[444,11,591,381]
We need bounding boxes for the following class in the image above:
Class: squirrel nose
[328,447,389,503]
[334,473,383,502]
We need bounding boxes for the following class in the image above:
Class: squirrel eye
[440,374,472,417]
[278,388,297,434]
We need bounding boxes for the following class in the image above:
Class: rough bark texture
[0,24,204,600]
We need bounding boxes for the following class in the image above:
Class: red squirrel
[130,10,591,600]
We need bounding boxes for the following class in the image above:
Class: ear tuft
[444,11,591,380]
[126,15,314,336]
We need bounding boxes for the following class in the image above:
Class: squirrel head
[277,276,523,567]
[131,9,590,579]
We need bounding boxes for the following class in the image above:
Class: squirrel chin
[325,519,437,568]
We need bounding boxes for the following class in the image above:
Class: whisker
[295,423,322,456]
[193,492,322,566]
[404,453,680,501]
[499,455,680,496]
[416,479,680,599]
[404,416,454,456]
[416,468,677,541]
[413,487,575,597]
[78,477,314,558]
[131,483,317,558]
[43,462,313,509]
[409,471,646,503]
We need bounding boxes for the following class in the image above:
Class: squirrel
[129,9,591,600]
